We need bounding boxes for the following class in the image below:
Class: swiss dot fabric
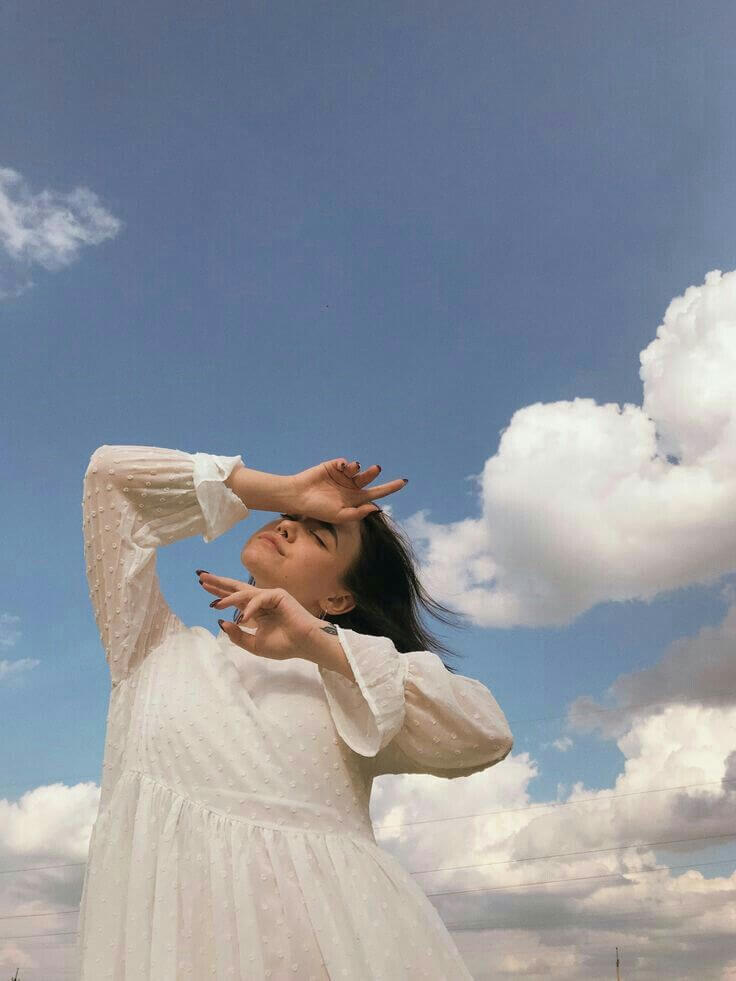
[77,444,513,980]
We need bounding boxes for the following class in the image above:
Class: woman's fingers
[219,620,250,650]
[199,580,227,599]
[199,578,259,606]
[351,463,382,489]
[359,477,408,502]
[199,573,248,591]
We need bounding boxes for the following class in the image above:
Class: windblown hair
[241,511,468,673]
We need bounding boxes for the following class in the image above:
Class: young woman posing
[77,445,513,980]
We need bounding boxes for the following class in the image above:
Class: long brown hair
[242,510,468,673]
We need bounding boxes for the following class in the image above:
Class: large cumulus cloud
[406,268,736,627]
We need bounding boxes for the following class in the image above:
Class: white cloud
[0,781,99,977]
[405,268,736,627]
[367,617,736,980]
[3,596,735,977]
[0,166,122,298]
[2,698,735,978]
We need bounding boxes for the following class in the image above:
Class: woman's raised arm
[223,463,296,513]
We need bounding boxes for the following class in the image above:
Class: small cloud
[540,735,573,752]
[0,165,122,298]
[552,736,572,752]
[0,657,40,683]
[0,612,22,648]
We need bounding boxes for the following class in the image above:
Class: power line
[409,829,736,876]
[0,861,85,877]
[4,851,735,940]
[374,777,736,831]
[0,929,77,941]
[3,862,734,954]
[429,856,736,900]
[0,909,79,922]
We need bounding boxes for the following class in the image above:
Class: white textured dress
[77,444,514,980]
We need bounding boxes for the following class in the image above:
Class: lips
[258,533,284,555]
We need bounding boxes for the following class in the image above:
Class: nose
[276,517,295,539]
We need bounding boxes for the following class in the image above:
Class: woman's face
[240,513,363,618]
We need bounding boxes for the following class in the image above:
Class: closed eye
[279,514,328,548]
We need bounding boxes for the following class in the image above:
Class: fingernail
[196,569,209,576]
[217,619,225,628]
[402,478,409,483]
[209,598,220,608]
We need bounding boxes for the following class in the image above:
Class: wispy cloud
[570,601,736,737]
[0,614,38,684]
[0,658,39,683]
[0,166,122,299]
[405,268,736,628]
[0,613,22,649]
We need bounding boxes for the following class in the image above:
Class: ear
[326,591,355,616]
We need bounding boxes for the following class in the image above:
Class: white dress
[77,444,514,980]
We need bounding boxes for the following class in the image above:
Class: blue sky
[2,2,736,977]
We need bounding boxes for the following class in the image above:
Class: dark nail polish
[402,478,409,483]
[196,569,209,576]
[217,619,225,628]
[209,598,220,608]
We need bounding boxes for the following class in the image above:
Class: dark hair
[240,511,468,673]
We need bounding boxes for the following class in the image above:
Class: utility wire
[8,828,733,924]
[0,861,85,877]
[374,777,736,830]
[429,856,736,900]
[409,829,736,876]
[4,854,735,940]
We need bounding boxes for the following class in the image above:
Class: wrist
[304,620,356,682]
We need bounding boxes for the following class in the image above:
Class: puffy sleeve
[318,625,513,779]
[82,444,249,686]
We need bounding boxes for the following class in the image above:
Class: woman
[77,444,513,980]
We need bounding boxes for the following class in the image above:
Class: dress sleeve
[318,625,513,779]
[82,444,249,686]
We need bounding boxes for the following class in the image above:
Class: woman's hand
[199,573,322,661]
[287,458,407,524]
